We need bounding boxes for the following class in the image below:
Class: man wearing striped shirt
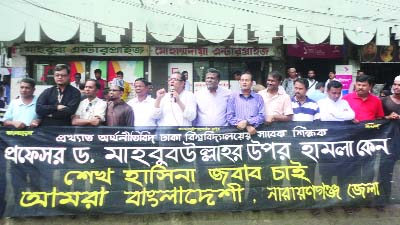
[226,72,265,135]
[291,78,320,121]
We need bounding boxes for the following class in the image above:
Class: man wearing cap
[112,71,131,102]
[382,75,400,120]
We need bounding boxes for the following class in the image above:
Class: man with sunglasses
[72,79,107,126]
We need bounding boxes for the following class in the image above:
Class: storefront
[149,44,283,92]
[13,43,149,99]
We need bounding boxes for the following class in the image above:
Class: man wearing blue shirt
[226,72,265,135]
[3,78,40,128]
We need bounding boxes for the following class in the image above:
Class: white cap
[395,75,400,82]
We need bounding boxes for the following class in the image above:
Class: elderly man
[154,72,196,126]
[195,68,231,126]
[282,67,299,96]
[72,79,107,126]
[258,70,293,124]
[106,84,135,126]
[226,72,265,135]
[127,78,157,126]
[3,78,40,128]
[318,80,355,121]
[36,64,81,126]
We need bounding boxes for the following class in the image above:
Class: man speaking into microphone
[153,71,196,126]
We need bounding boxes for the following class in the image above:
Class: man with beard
[106,84,134,126]
[377,75,400,208]
[258,70,293,124]
[291,78,320,121]
[382,75,400,119]
[306,69,318,96]
[194,68,231,126]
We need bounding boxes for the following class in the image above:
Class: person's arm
[226,94,240,126]
[180,92,196,122]
[51,87,81,118]
[36,88,58,117]
[332,101,355,121]
[375,99,385,120]
[125,107,135,126]
[153,89,166,120]
[246,95,265,128]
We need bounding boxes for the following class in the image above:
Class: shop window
[33,61,86,85]
[90,60,144,83]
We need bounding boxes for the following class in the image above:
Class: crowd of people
[1,64,400,130]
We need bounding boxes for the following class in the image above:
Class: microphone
[170,86,175,102]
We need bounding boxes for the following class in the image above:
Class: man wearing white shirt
[127,78,157,126]
[318,80,355,121]
[195,68,230,126]
[153,72,196,126]
[72,79,107,126]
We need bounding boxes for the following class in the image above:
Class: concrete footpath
[2,205,400,225]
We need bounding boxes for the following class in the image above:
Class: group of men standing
[2,64,400,131]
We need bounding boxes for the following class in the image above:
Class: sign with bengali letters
[150,45,275,57]
[19,44,149,56]
[0,120,399,217]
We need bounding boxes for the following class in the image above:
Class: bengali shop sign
[150,45,275,57]
[19,44,149,56]
[0,120,399,217]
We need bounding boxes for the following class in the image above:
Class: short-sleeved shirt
[258,88,293,118]
[343,92,384,121]
[74,97,107,122]
[381,96,400,115]
[291,96,320,121]
[3,96,39,126]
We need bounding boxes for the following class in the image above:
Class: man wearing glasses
[106,84,134,126]
[36,64,81,126]
[153,72,196,126]
[72,79,107,126]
